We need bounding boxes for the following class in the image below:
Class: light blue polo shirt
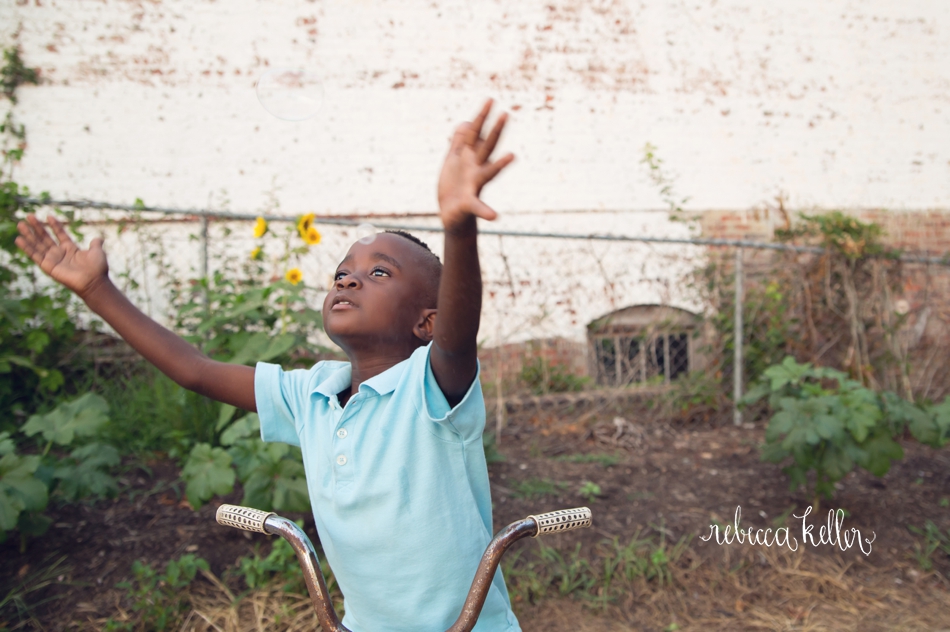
[255,344,520,632]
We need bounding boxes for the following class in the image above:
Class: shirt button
[337,428,347,439]
[336,455,347,466]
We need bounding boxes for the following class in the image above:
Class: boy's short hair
[384,230,442,307]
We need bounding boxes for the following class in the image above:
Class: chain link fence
[19,198,950,430]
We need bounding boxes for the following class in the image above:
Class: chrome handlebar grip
[527,507,592,537]
[215,504,275,533]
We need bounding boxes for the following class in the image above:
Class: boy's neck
[338,345,421,405]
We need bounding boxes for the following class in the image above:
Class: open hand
[437,99,515,232]
[15,215,109,298]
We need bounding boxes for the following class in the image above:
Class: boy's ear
[414,309,437,343]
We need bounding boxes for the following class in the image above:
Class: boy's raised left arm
[430,100,515,407]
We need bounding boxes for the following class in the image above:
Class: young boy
[16,100,519,631]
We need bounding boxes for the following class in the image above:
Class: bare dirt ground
[2,400,949,631]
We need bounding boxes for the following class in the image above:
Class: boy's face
[323,233,435,354]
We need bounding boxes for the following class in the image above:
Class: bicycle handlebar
[215,503,592,632]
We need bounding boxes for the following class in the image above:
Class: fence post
[733,246,744,426]
[199,213,210,314]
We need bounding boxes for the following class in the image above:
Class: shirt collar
[312,355,410,399]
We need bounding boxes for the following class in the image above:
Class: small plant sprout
[578,481,602,502]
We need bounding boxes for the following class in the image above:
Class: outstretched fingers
[476,112,507,164]
[481,152,516,183]
[16,217,50,263]
[47,215,77,250]
[470,99,493,140]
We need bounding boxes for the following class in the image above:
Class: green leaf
[22,393,110,446]
[861,435,904,477]
[815,413,844,441]
[227,332,297,366]
[740,381,771,406]
[229,440,288,481]
[181,444,235,509]
[53,443,121,501]
[226,332,271,365]
[0,453,48,532]
[819,444,853,481]
[242,457,309,513]
[930,399,950,446]
[220,414,261,446]
[39,368,65,393]
[259,334,296,363]
[765,409,795,442]
[216,403,237,432]
[0,431,14,456]
[764,356,812,392]
[907,409,939,445]
[16,511,52,537]
[844,408,877,443]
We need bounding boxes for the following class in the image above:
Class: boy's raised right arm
[16,215,257,412]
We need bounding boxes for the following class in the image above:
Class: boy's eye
[334,271,347,280]
[371,268,390,277]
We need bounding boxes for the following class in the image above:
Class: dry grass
[96,546,950,632]
[518,546,950,632]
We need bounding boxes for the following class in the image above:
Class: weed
[519,355,588,395]
[503,530,692,610]
[770,504,798,528]
[237,534,308,592]
[556,453,621,468]
[511,477,568,500]
[578,481,602,502]
[106,554,208,631]
[0,555,69,627]
[908,521,950,574]
[482,432,505,465]
[96,365,220,457]
[540,543,596,597]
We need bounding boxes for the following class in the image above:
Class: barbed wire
[21,197,950,265]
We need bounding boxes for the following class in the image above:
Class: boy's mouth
[331,297,358,310]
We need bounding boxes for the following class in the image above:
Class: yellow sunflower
[297,213,315,238]
[303,226,322,246]
[250,246,263,261]
[285,268,303,285]
[253,216,268,238]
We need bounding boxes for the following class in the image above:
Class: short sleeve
[419,346,486,443]
[254,361,311,446]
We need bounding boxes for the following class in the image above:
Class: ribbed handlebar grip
[216,504,275,533]
[528,507,592,537]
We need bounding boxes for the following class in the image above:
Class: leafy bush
[744,357,950,500]
[180,413,309,511]
[0,394,121,544]
[520,356,587,395]
[0,433,48,543]
[0,185,90,421]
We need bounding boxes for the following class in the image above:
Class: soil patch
[2,403,948,631]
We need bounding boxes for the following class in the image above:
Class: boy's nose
[335,274,361,289]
